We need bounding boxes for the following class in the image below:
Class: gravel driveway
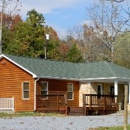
[0,112,129,130]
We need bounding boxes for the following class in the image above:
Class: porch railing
[83,94,118,115]
[36,92,67,114]
[0,97,14,111]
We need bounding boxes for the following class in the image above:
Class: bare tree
[65,24,110,62]
[0,0,22,54]
[66,26,85,58]
[86,0,130,62]
[0,0,22,16]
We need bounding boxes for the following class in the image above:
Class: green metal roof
[76,61,130,79]
[3,54,79,79]
[2,54,130,81]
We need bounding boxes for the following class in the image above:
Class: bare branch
[0,0,22,16]
[106,0,124,3]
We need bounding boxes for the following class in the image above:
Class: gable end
[0,54,37,78]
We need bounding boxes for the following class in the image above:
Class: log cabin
[0,54,130,115]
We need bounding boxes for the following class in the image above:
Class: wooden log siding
[36,79,79,107]
[0,58,35,112]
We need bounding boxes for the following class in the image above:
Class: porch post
[129,82,130,104]
[79,82,91,107]
[114,81,118,103]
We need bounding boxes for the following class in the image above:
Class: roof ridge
[4,54,79,64]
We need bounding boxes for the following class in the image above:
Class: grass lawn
[90,125,130,130]
[0,112,64,118]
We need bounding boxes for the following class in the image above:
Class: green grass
[0,112,64,118]
[90,125,130,130]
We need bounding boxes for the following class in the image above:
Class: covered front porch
[36,88,120,115]
[79,80,130,110]
[35,78,130,115]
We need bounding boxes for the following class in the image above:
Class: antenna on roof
[44,34,50,59]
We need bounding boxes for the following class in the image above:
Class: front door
[110,86,115,104]
[110,86,114,96]
[97,84,102,98]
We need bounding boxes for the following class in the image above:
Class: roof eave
[38,76,79,81]
[79,77,130,83]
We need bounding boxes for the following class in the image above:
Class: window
[22,82,29,99]
[67,83,74,100]
[41,82,48,99]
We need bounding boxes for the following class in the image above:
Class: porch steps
[68,112,84,116]
[68,107,84,116]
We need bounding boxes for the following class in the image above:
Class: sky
[18,0,93,39]
[3,0,129,39]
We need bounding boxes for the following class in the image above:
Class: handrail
[84,94,118,97]
[37,94,65,96]
[83,94,118,110]
[36,93,68,114]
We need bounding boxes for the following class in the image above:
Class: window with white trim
[22,82,29,99]
[41,82,48,99]
[67,83,74,100]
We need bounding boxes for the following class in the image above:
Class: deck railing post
[90,94,92,110]
[104,95,106,111]
[64,94,68,115]
[83,94,86,115]
[57,95,59,112]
